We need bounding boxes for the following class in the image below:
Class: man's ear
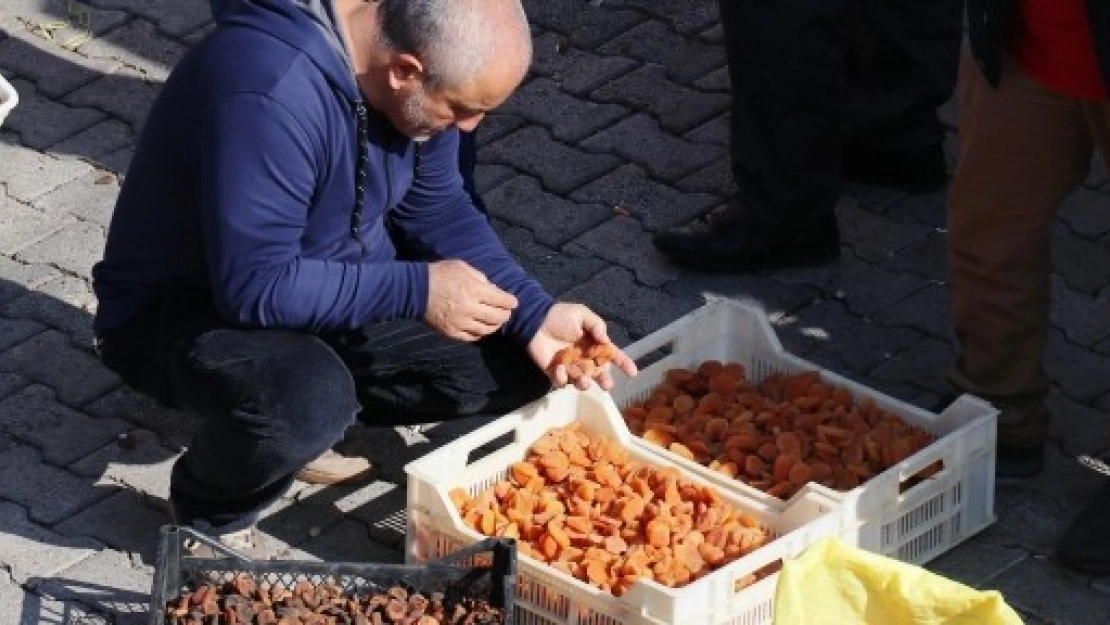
[387,52,426,94]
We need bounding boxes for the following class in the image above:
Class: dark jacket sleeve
[197,92,428,331]
[386,129,555,344]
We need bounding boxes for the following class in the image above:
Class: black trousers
[96,293,549,530]
[721,0,963,230]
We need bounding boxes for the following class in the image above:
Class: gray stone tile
[0,372,30,401]
[530,32,638,96]
[0,143,90,203]
[0,0,128,48]
[64,70,162,134]
[0,384,130,465]
[76,17,188,82]
[37,550,153,625]
[683,112,729,147]
[48,121,133,167]
[1051,275,1110,348]
[1059,187,1110,240]
[570,163,720,232]
[559,265,702,338]
[1054,223,1110,296]
[31,169,119,227]
[297,517,404,564]
[867,334,955,400]
[776,299,924,374]
[870,281,953,342]
[521,0,645,49]
[776,254,930,319]
[0,256,59,301]
[673,156,736,197]
[0,331,117,405]
[0,274,98,347]
[0,195,75,256]
[592,64,730,135]
[0,443,113,525]
[54,488,166,565]
[90,0,217,38]
[82,387,198,453]
[926,541,1028,589]
[499,76,630,143]
[15,221,105,276]
[0,78,104,150]
[564,214,683,287]
[494,222,609,297]
[0,316,44,353]
[485,175,612,247]
[482,126,621,195]
[989,555,1110,625]
[1047,392,1110,459]
[580,113,723,182]
[69,428,179,503]
[1045,327,1110,403]
[0,22,121,99]
[837,196,937,266]
[597,19,724,84]
[0,501,100,584]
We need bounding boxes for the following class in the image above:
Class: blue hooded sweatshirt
[92,0,554,343]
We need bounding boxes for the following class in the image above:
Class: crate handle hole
[898,459,945,494]
[633,343,674,371]
[465,430,515,466]
[735,559,782,593]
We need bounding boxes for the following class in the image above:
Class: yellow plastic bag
[774,538,1022,625]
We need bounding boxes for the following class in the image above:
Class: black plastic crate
[150,525,516,624]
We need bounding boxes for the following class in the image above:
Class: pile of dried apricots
[621,362,937,500]
[449,422,775,597]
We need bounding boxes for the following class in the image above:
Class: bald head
[375,0,532,90]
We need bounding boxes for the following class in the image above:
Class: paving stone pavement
[1,1,1109,623]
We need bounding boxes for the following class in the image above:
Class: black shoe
[842,143,947,194]
[996,441,1045,478]
[1057,479,1110,575]
[653,204,840,272]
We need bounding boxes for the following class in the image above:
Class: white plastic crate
[0,73,18,128]
[405,387,844,625]
[609,297,998,566]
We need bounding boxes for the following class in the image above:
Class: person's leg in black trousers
[841,0,963,191]
[654,0,849,272]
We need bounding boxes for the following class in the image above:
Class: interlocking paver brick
[882,230,949,283]
[15,221,105,276]
[1049,392,1110,456]
[483,126,621,195]
[1051,276,1110,347]
[82,387,198,453]
[36,549,152,625]
[978,486,1077,555]
[0,372,29,401]
[683,113,729,147]
[500,76,629,143]
[0,141,91,203]
[597,19,724,84]
[1,78,104,150]
[86,0,212,39]
[473,110,528,144]
[0,316,43,353]
[340,483,409,551]
[927,543,1028,589]
[775,254,931,318]
[777,299,924,373]
[866,334,954,400]
[674,155,735,197]
[521,0,644,49]
[663,273,822,324]
[0,195,75,256]
[0,501,100,583]
[54,488,165,565]
[693,65,729,92]
[870,281,952,341]
[31,169,119,227]
[880,189,949,230]
[560,265,701,338]
[0,332,117,405]
[580,113,722,182]
[76,17,188,82]
[988,555,1110,625]
[1045,327,1110,402]
[48,119,133,163]
[0,257,58,301]
[592,64,730,135]
[836,195,936,265]
[485,175,612,247]
[0,385,129,465]
[472,162,516,198]
[295,516,403,564]
[0,274,98,346]
[1054,222,1110,297]
[0,0,128,46]
[63,69,163,133]
[96,144,133,175]
[610,0,719,36]
[564,214,681,287]
[1059,187,1110,239]
[0,30,121,99]
[0,442,113,525]
[493,221,609,297]
[530,32,638,96]
[570,163,720,231]
[70,429,179,502]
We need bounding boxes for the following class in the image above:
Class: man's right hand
[425,260,517,342]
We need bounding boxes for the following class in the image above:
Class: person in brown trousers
[950,0,1109,572]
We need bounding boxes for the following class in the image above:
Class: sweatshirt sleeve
[196,92,428,331]
[387,130,554,343]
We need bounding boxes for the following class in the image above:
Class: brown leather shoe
[294,449,373,485]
